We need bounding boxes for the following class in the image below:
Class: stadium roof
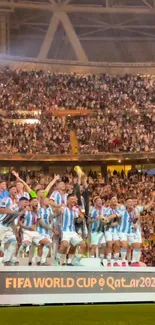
[1,0,155,63]
[1,0,155,14]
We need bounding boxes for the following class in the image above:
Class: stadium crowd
[73,109,155,153]
[0,68,155,153]
[0,167,155,267]
[1,110,154,154]
[0,116,70,154]
[0,68,155,112]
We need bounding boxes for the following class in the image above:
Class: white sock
[4,242,17,262]
[56,252,66,265]
[10,253,19,263]
[41,246,49,264]
[67,255,74,264]
[114,253,119,263]
[121,248,127,263]
[36,256,41,263]
[132,249,140,263]
[107,253,112,264]
[3,249,8,262]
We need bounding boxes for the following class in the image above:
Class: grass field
[1,304,155,325]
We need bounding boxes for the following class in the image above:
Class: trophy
[74,166,85,180]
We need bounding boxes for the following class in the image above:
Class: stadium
[0,0,155,324]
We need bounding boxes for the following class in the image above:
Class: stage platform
[0,256,147,269]
[0,258,155,305]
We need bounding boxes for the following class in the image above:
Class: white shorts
[23,230,46,246]
[105,231,120,242]
[128,233,142,246]
[0,224,16,244]
[91,231,106,246]
[119,233,128,242]
[61,231,82,247]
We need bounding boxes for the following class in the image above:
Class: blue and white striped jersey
[37,206,53,236]
[5,197,19,211]
[104,207,120,233]
[0,199,8,223]
[0,197,19,225]
[17,192,30,201]
[90,207,108,232]
[50,191,68,206]
[119,209,141,234]
[23,210,38,228]
[0,189,9,200]
[62,207,78,232]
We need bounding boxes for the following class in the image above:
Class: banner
[1,271,155,295]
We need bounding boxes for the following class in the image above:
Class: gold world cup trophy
[74,165,86,181]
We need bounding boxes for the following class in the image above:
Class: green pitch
[1,304,155,325]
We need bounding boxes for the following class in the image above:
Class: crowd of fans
[0,69,153,111]
[0,68,155,112]
[0,68,155,153]
[73,110,155,153]
[0,116,70,154]
[141,215,155,266]
[1,110,155,154]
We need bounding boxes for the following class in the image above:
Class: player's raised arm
[144,193,155,211]
[11,170,32,194]
[44,174,60,197]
